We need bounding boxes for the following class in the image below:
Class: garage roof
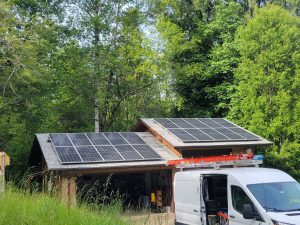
[135,118,272,149]
[30,132,179,171]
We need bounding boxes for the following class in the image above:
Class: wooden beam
[146,126,182,157]
[62,165,173,176]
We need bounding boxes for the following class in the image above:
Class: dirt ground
[123,212,175,225]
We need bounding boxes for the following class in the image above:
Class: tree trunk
[94,79,100,132]
[93,0,101,132]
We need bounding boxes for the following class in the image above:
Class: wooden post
[0,152,5,193]
[171,168,177,213]
[60,174,77,207]
[69,176,77,207]
[0,152,9,193]
[60,175,69,204]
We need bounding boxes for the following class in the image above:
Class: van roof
[177,167,295,185]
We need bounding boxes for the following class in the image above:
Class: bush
[265,142,300,182]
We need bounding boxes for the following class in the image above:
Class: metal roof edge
[174,141,272,150]
[47,161,169,171]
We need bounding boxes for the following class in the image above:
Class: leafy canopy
[229,5,300,180]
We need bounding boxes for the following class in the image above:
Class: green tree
[154,0,244,117]
[51,0,171,132]
[229,5,300,180]
[0,0,68,178]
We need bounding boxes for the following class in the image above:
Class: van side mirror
[242,204,255,219]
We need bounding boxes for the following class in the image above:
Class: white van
[174,167,300,225]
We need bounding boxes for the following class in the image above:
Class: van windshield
[247,182,300,212]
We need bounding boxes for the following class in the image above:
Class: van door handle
[229,215,235,219]
[193,209,199,212]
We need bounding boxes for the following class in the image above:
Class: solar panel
[49,132,162,164]
[114,145,143,160]
[76,146,103,162]
[133,145,162,159]
[154,118,179,128]
[50,134,72,146]
[55,147,82,163]
[199,128,229,141]
[86,133,110,145]
[183,118,209,128]
[184,129,213,141]
[168,129,198,142]
[169,118,194,128]
[229,128,260,140]
[95,146,123,161]
[120,133,145,144]
[68,133,92,146]
[104,132,128,145]
[198,118,222,127]
[214,128,245,140]
[154,118,261,143]
[212,118,238,128]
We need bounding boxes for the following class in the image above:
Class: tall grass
[0,186,127,225]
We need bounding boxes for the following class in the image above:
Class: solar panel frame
[50,132,163,164]
[154,118,261,143]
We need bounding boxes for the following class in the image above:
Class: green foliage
[1,0,299,182]
[229,5,300,180]
[0,0,173,179]
[0,1,47,178]
[0,188,126,225]
[49,0,172,132]
[266,142,300,180]
[155,0,244,117]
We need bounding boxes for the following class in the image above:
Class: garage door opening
[77,170,172,210]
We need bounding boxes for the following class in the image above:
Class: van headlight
[272,220,295,225]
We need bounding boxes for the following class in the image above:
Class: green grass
[0,188,127,225]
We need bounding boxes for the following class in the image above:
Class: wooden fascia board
[60,165,174,176]
[139,121,182,157]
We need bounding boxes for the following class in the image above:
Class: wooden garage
[29,118,271,211]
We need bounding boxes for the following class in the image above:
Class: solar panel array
[49,132,162,164]
[154,118,260,143]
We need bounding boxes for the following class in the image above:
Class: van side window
[231,185,254,213]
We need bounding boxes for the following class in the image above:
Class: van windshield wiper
[265,208,285,212]
[286,208,300,212]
